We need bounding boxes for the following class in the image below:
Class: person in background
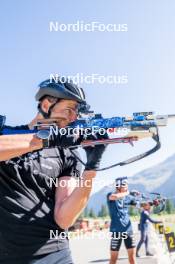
[107,176,139,264]
[136,201,162,257]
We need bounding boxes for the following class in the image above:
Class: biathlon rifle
[130,190,166,213]
[1,112,175,171]
[149,192,167,213]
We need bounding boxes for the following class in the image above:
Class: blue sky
[1,0,175,192]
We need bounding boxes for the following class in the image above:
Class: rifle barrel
[167,114,175,118]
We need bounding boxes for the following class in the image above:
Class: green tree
[128,206,139,216]
[166,199,174,214]
[129,206,135,216]
[153,204,159,214]
[98,204,109,217]
[89,208,96,218]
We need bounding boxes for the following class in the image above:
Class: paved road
[70,224,158,264]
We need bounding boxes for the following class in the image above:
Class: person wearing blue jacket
[136,202,162,257]
[107,176,139,264]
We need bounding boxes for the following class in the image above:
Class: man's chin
[58,121,70,128]
[58,123,67,128]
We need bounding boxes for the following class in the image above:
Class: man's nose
[70,112,78,122]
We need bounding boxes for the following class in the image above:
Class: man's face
[144,203,151,210]
[41,98,79,127]
[116,184,128,193]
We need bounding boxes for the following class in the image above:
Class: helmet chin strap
[38,99,60,119]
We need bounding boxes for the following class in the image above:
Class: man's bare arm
[109,191,129,201]
[0,134,43,161]
[54,171,96,229]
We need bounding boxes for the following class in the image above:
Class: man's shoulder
[141,210,149,216]
[40,145,78,158]
[107,192,113,200]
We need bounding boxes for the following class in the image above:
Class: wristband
[35,130,51,148]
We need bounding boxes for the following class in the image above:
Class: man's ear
[40,98,50,114]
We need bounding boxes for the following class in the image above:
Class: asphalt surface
[70,224,159,264]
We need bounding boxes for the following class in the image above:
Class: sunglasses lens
[78,103,91,114]
[116,182,128,188]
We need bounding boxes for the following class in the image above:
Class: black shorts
[110,232,136,251]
